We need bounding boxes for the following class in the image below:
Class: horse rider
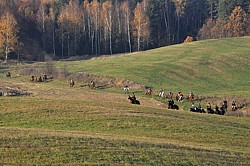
[132,93,136,101]
[232,101,237,111]
[159,89,165,98]
[146,88,152,95]
[6,71,11,78]
[70,79,74,87]
[167,91,173,99]
[207,102,212,111]
[124,86,129,94]
[223,99,228,110]
[189,91,194,98]
[168,99,174,109]
[178,91,183,102]
[43,73,47,81]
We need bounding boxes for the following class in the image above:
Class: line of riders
[159,90,194,102]
[30,74,48,82]
[5,71,239,114]
[5,71,49,82]
[127,86,238,114]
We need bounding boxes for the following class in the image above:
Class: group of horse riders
[30,74,48,82]
[159,90,194,102]
[127,86,238,114]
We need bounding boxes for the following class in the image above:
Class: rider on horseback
[232,101,237,111]
[178,91,183,102]
[189,91,194,97]
[70,79,74,87]
[132,93,136,101]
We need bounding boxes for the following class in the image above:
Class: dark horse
[168,99,179,110]
[190,107,206,113]
[215,105,226,115]
[6,71,11,78]
[128,96,140,105]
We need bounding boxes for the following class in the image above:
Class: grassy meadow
[57,36,250,96]
[0,37,250,165]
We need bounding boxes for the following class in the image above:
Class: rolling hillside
[58,36,250,96]
[0,37,250,165]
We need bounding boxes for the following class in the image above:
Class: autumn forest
[0,0,249,61]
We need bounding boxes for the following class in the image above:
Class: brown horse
[88,81,96,89]
[166,92,173,100]
[187,94,194,102]
[146,88,152,97]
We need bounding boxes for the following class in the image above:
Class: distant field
[0,37,250,165]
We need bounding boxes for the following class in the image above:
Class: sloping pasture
[0,37,250,165]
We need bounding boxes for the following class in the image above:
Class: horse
[190,107,206,113]
[88,81,95,89]
[6,71,11,78]
[37,76,43,82]
[124,86,129,94]
[43,74,48,82]
[187,94,194,102]
[70,79,74,87]
[222,100,228,111]
[166,92,173,100]
[232,101,237,111]
[176,94,183,103]
[128,96,140,105]
[167,100,179,110]
[30,75,35,82]
[146,88,152,97]
[158,90,165,98]
[207,107,215,114]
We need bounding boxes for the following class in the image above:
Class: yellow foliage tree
[227,6,250,37]
[133,2,150,51]
[0,12,19,63]
[183,36,193,43]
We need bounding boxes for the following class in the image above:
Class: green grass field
[0,37,250,165]
[57,37,250,96]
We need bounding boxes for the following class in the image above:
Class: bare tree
[121,1,132,53]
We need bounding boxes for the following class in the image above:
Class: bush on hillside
[184,36,193,43]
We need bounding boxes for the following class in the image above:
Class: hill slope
[0,37,250,165]
[60,37,250,96]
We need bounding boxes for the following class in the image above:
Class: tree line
[0,0,249,61]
